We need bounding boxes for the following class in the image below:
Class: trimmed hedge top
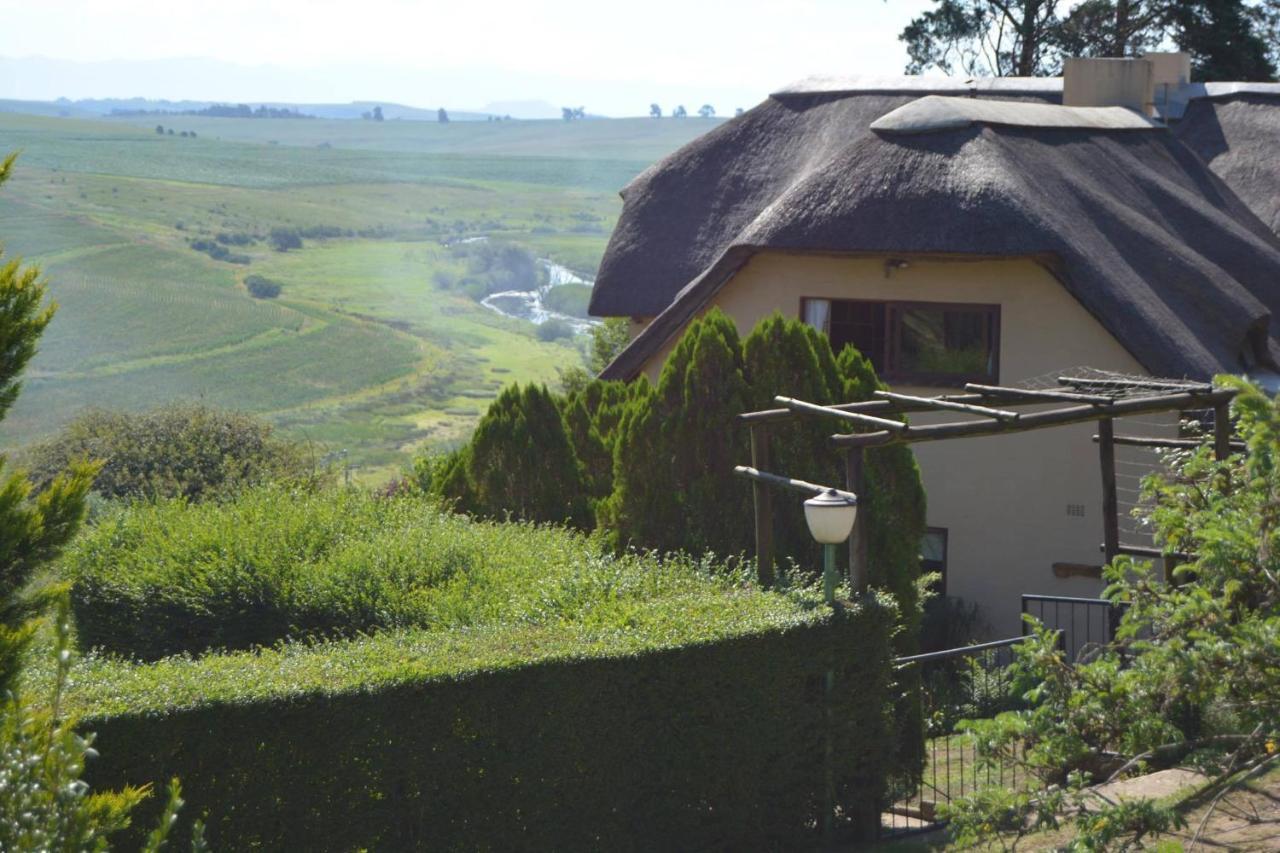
[64,485,769,660]
[60,590,827,720]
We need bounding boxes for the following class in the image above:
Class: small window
[921,528,948,595]
[802,298,999,386]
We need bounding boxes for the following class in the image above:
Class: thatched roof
[1177,92,1280,236]
[592,90,1280,383]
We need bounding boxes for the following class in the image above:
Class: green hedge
[64,485,749,660]
[75,599,897,850]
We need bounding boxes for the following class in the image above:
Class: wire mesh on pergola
[734,367,1239,589]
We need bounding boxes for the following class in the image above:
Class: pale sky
[0,0,937,115]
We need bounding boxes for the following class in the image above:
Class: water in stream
[480,259,599,334]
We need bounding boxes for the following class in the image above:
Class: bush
[535,317,574,341]
[268,227,302,252]
[445,240,546,300]
[243,274,282,299]
[66,485,729,659]
[188,238,249,265]
[542,282,592,318]
[26,403,314,502]
[71,595,896,850]
[430,384,592,528]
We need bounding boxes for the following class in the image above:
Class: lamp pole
[802,487,859,840]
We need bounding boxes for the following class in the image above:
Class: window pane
[828,301,886,371]
[895,305,994,379]
[920,530,946,562]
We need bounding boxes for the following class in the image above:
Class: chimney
[1144,52,1192,116]
[1063,57,1155,115]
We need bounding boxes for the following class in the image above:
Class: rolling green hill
[0,111,720,480]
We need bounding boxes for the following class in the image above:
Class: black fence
[1021,594,1124,663]
[880,637,1027,838]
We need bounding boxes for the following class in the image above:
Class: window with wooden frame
[801,298,1000,386]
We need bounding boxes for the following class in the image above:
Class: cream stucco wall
[631,252,1176,637]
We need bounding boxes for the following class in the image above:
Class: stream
[480,259,599,334]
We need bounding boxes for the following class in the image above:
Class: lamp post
[804,488,858,605]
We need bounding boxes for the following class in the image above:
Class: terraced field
[0,110,720,479]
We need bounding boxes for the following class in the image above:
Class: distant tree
[190,130,197,138]
[155,124,164,135]
[437,107,450,123]
[361,111,372,120]
[574,106,586,119]
[244,274,282,299]
[179,130,190,137]
[735,107,745,116]
[562,107,575,122]
[649,103,662,118]
[268,227,303,252]
[904,0,1276,79]
[698,104,716,118]
[672,104,688,118]
[166,128,174,135]
[372,105,384,121]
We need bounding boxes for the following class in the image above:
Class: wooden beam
[1059,375,1214,393]
[965,383,1116,405]
[739,398,900,425]
[1213,401,1233,461]
[733,466,855,501]
[775,396,908,432]
[1099,542,1192,561]
[845,448,868,594]
[830,389,1238,448]
[1098,418,1119,565]
[874,390,1019,421]
[749,423,775,588]
[1090,434,1246,451]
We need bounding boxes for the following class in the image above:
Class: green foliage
[534,317,574,341]
[243,273,282,298]
[453,383,592,527]
[541,282,591,318]
[946,378,1280,850]
[268,226,302,251]
[589,315,630,373]
[444,239,547,301]
[26,403,318,503]
[69,597,896,850]
[63,484,750,659]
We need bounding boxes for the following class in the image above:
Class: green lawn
[0,110,715,478]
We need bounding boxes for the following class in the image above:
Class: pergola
[734,373,1238,590]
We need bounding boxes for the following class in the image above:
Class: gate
[1020,594,1124,662]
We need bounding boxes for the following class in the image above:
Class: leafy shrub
[443,240,546,300]
[268,227,302,252]
[214,231,254,246]
[72,595,896,850]
[26,403,315,502]
[590,316,631,373]
[243,274,282,299]
[542,282,592,318]
[66,484,732,658]
[535,317,574,341]
[188,238,249,265]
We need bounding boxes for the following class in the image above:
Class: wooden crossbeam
[875,390,1019,421]
[774,396,908,432]
[1059,375,1213,393]
[830,388,1237,448]
[1090,434,1246,451]
[733,466,855,501]
[1101,542,1192,561]
[964,383,1116,405]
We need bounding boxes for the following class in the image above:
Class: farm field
[0,110,721,480]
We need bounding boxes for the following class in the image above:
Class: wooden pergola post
[749,423,775,587]
[1213,400,1232,461]
[1098,417,1119,566]
[845,447,868,593]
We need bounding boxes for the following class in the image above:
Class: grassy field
[0,110,719,480]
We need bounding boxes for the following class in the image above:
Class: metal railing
[1021,594,1124,663]
[880,637,1027,838]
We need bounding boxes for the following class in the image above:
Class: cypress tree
[607,309,751,556]
[464,383,591,528]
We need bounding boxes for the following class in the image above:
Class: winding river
[480,259,599,334]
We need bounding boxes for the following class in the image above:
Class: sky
[0,0,937,116]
